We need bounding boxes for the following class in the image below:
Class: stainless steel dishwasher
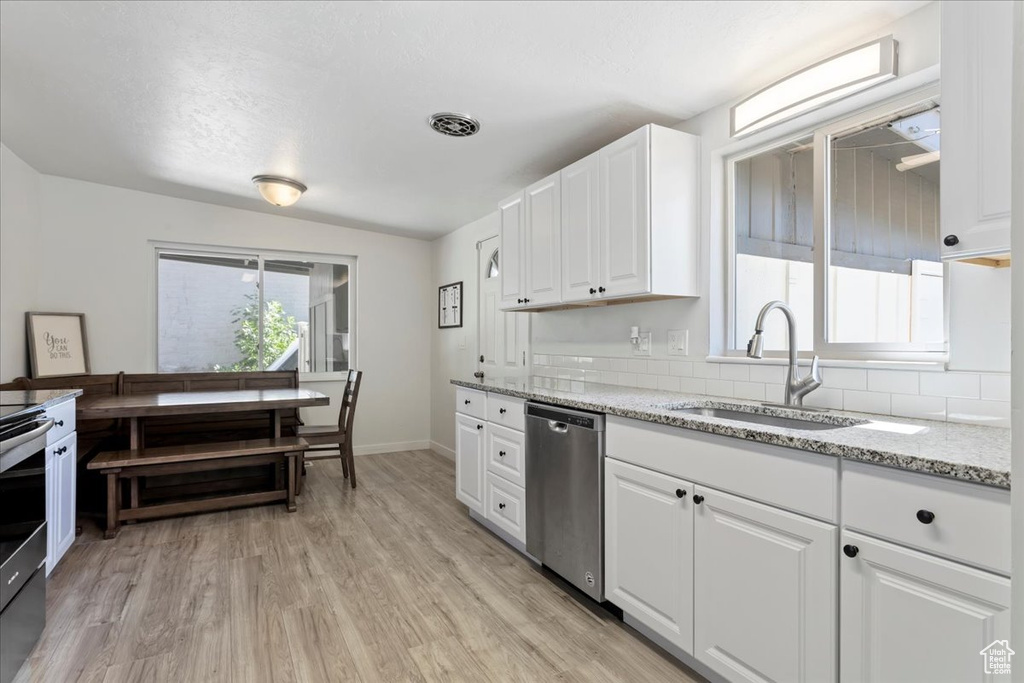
[525,402,605,602]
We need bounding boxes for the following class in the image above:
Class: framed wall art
[26,312,91,379]
[438,281,463,329]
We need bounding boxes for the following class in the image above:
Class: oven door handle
[0,419,54,455]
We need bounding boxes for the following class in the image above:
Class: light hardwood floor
[15,450,700,683]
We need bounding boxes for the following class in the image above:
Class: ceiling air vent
[428,112,480,138]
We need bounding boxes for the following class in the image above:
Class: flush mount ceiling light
[731,35,898,138]
[428,112,481,138]
[251,175,307,207]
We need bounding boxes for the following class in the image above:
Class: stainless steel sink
[667,406,863,431]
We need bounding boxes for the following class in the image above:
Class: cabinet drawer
[455,387,487,421]
[486,423,525,487]
[485,473,526,543]
[45,400,76,446]
[486,395,525,432]
[842,461,1011,575]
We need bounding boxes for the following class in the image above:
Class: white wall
[3,172,434,454]
[429,211,499,457]
[0,144,41,381]
[1008,0,1022,652]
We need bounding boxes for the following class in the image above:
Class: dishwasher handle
[547,420,569,434]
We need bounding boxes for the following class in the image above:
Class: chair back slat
[337,369,362,436]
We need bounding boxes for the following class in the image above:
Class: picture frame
[438,281,463,329]
[26,312,91,379]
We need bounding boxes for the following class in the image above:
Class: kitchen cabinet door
[940,0,1013,258]
[45,451,55,576]
[499,192,526,309]
[454,413,486,514]
[55,434,76,564]
[693,485,836,683]
[840,530,1011,683]
[600,126,650,297]
[561,152,602,302]
[605,457,694,653]
[523,172,561,307]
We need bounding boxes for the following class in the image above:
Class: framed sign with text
[438,281,463,329]
[26,312,91,379]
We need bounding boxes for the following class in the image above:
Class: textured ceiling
[0,1,929,239]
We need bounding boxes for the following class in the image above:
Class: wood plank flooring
[14,451,700,683]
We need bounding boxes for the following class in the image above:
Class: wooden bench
[88,437,309,539]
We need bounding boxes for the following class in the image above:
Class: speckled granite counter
[452,377,1011,489]
[0,389,83,410]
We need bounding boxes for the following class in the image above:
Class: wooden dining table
[77,387,330,450]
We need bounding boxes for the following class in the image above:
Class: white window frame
[726,83,948,362]
[153,242,357,381]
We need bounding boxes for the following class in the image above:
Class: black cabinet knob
[692,494,704,505]
[499,450,506,457]
[517,298,523,304]
[598,287,606,293]
[476,424,483,430]
[843,544,859,558]
[464,399,471,405]
[675,489,686,498]
[943,234,959,247]
[499,408,507,414]
[56,420,64,427]
[498,502,506,510]
[524,298,531,303]
[916,509,935,524]
[589,288,597,294]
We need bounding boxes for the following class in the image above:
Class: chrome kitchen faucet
[747,301,822,407]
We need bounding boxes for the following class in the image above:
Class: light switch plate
[667,329,688,356]
[633,331,652,356]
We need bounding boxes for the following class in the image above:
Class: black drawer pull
[916,509,935,524]
[55,419,64,427]
[675,489,686,498]
[499,451,506,457]
[589,288,596,294]
[943,234,959,247]
[464,399,471,405]
[476,424,483,430]
[598,287,606,293]
[498,503,506,510]
[499,408,507,415]
[843,544,859,558]
[692,494,704,505]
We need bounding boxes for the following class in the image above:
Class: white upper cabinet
[940,0,1013,259]
[840,530,1011,683]
[523,172,562,306]
[500,124,699,310]
[693,486,836,683]
[498,192,525,308]
[561,152,602,302]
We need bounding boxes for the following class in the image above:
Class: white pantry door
[478,236,529,380]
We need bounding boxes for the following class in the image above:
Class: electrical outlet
[667,329,689,356]
[633,331,652,356]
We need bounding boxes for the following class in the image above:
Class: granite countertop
[0,389,83,411]
[452,377,1011,489]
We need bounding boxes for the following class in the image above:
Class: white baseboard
[430,441,455,460]
[351,440,431,456]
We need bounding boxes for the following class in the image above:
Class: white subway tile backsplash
[719,364,749,382]
[570,380,585,393]
[733,381,765,401]
[920,372,980,399]
[748,364,786,384]
[556,379,571,391]
[764,384,786,404]
[592,357,609,371]
[670,361,694,377]
[584,370,602,383]
[609,358,628,372]
[627,359,648,374]
[867,370,919,395]
[891,394,947,421]
[803,387,844,410]
[533,354,548,366]
[980,374,1011,402]
[946,398,1011,428]
[821,367,867,391]
[679,377,707,395]
[844,390,891,415]
[647,360,670,376]
[657,376,681,392]
[617,372,638,387]
[637,374,659,390]
[693,362,720,379]
[706,379,734,398]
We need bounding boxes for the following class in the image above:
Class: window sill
[706,355,948,372]
[299,372,352,383]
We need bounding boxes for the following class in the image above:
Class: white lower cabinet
[693,486,836,683]
[605,457,694,653]
[455,412,486,514]
[45,431,77,575]
[840,530,1011,683]
[485,473,526,543]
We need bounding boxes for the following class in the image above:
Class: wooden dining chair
[296,369,362,491]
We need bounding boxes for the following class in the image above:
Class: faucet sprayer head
[746,332,764,359]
